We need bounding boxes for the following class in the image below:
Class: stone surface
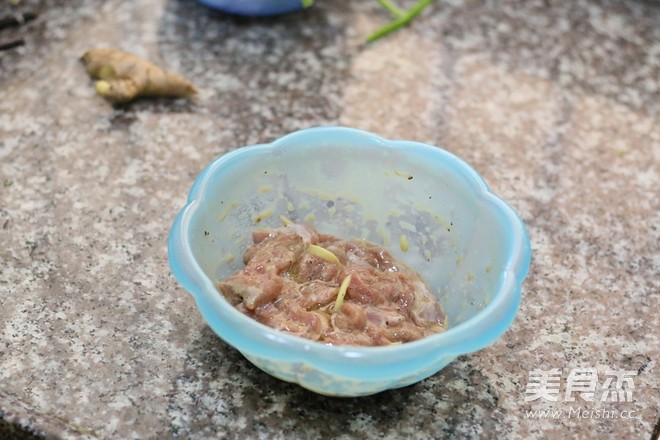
[1,0,658,439]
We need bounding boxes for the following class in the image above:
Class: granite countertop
[1,0,658,438]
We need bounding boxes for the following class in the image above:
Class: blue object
[195,0,306,16]
[168,127,532,396]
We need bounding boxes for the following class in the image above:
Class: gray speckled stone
[1,0,658,438]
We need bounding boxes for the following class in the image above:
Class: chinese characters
[524,368,636,403]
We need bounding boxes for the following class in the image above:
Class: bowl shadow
[166,325,505,438]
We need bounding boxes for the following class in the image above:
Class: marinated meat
[218,224,446,346]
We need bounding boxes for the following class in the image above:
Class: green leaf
[367,0,436,43]
[376,0,405,18]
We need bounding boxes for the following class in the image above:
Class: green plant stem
[366,0,436,43]
[376,0,405,17]
[302,0,314,8]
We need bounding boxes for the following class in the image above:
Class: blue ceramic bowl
[168,127,531,396]
[195,0,307,16]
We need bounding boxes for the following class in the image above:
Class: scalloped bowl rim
[168,127,531,368]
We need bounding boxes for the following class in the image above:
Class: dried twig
[0,38,24,51]
[0,11,36,52]
[0,12,36,31]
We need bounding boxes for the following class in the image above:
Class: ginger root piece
[81,48,197,104]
